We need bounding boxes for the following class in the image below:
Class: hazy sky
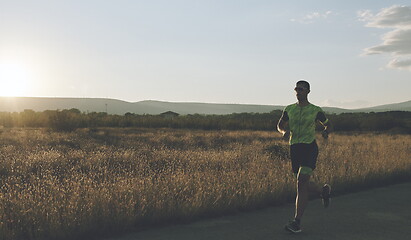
[0,0,410,109]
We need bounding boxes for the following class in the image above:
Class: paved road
[104,182,411,240]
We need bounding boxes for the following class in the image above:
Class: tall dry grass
[0,128,409,240]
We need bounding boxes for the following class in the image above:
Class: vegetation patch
[0,128,409,240]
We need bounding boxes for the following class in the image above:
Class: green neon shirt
[281,103,328,145]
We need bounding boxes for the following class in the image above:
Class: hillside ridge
[0,97,409,115]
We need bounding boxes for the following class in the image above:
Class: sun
[0,63,31,97]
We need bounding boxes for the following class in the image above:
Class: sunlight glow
[0,63,31,97]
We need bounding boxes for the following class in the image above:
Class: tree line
[0,109,410,133]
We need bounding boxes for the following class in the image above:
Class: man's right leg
[285,167,312,233]
[295,167,311,221]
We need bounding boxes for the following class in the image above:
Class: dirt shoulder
[104,182,411,240]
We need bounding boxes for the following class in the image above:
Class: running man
[277,80,331,233]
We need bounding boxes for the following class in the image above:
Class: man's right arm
[277,111,289,139]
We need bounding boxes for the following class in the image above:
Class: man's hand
[282,131,290,141]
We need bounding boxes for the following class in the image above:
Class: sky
[0,0,410,109]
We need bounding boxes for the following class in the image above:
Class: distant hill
[0,97,409,115]
[353,100,411,113]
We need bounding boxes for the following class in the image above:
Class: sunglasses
[294,87,308,91]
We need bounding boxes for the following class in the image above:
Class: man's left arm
[316,111,331,139]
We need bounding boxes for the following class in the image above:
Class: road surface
[104,182,411,240]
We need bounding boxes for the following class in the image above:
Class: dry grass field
[0,128,410,240]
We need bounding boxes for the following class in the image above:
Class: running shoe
[321,184,331,208]
[284,220,301,233]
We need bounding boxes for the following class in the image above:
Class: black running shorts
[290,140,319,175]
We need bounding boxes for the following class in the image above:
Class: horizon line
[0,96,410,110]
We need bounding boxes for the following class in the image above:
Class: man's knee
[297,167,312,183]
[299,166,313,176]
